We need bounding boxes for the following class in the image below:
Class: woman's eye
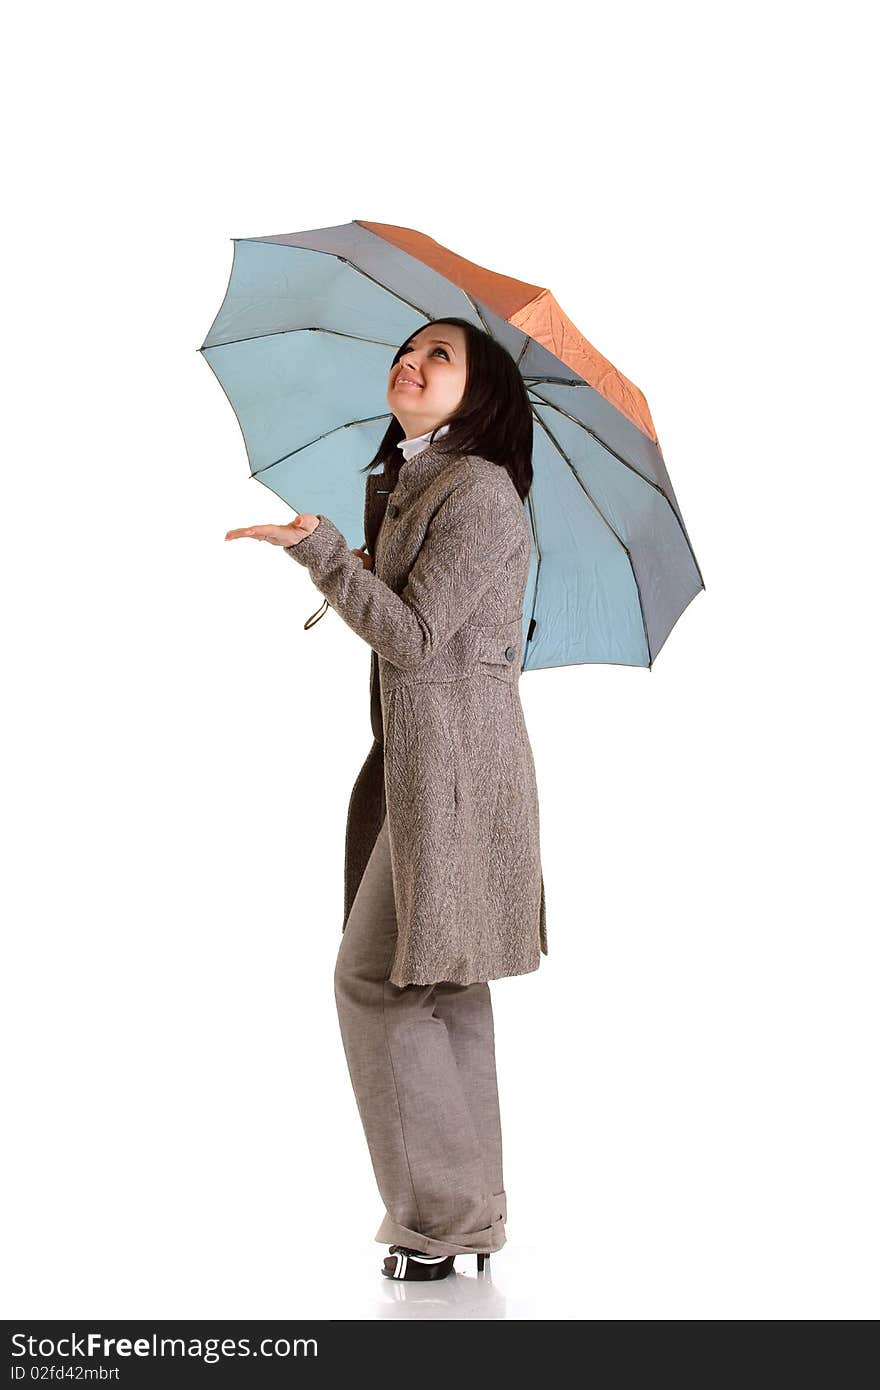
[397,346,449,361]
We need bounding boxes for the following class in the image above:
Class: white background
[4,0,877,1321]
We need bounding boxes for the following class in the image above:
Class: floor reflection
[375,1268,507,1319]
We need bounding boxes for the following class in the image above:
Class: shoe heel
[477,1252,490,1272]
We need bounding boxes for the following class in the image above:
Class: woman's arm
[285,474,522,672]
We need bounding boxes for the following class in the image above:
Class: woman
[227,317,547,1282]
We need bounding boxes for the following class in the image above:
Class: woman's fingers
[225,515,320,546]
[226,526,268,541]
[224,524,289,543]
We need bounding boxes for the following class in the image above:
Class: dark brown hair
[359,317,534,502]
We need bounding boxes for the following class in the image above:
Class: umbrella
[199,219,704,670]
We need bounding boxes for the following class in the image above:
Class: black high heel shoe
[381,1245,491,1280]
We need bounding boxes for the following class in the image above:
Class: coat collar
[395,440,467,492]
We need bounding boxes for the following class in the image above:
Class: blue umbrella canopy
[199,219,704,670]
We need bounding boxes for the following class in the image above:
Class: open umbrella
[199,219,704,669]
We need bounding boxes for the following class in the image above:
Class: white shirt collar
[396,422,451,462]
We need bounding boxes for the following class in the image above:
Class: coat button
[504,645,516,661]
[386,502,399,517]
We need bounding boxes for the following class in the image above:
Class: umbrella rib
[252,414,394,479]
[458,294,534,369]
[530,404,653,666]
[460,291,498,341]
[314,248,443,320]
[336,247,480,336]
[522,375,584,386]
[200,325,407,352]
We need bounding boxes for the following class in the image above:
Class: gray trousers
[333,815,508,1257]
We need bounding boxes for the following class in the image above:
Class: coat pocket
[468,616,523,683]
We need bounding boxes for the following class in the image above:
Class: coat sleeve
[283,474,521,673]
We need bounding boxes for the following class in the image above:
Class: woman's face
[386,323,468,439]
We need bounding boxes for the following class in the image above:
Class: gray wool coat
[284,440,547,987]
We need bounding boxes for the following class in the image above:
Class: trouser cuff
[374,1191,507,1257]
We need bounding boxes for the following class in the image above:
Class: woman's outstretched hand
[225,515,320,546]
[225,518,374,568]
